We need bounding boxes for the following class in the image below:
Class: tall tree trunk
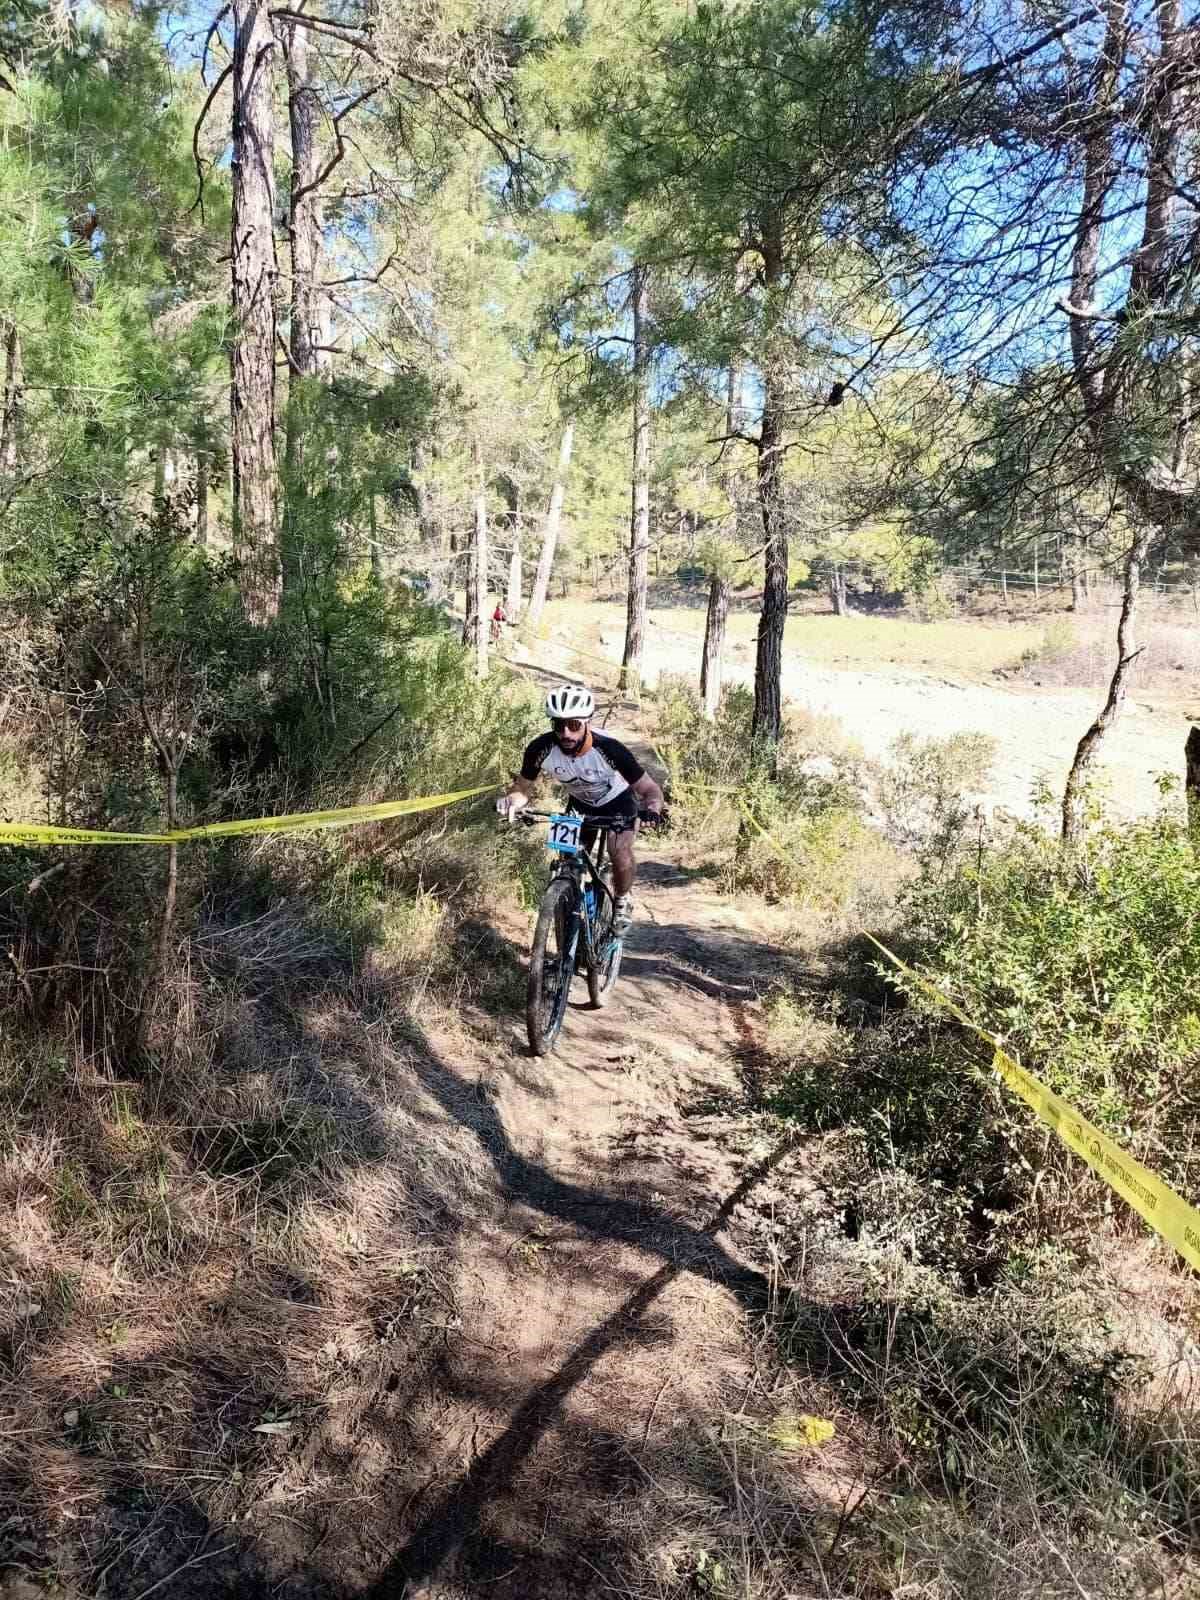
[621,264,651,695]
[1069,536,1085,610]
[751,222,788,758]
[281,18,329,597]
[369,492,382,582]
[1062,527,1152,844]
[752,372,787,754]
[529,419,574,624]
[829,565,848,616]
[195,455,209,546]
[498,475,522,618]
[284,19,329,385]
[701,361,741,718]
[410,442,444,598]
[464,448,488,677]
[1063,2,1200,556]
[462,524,476,646]
[1,321,23,477]
[473,482,489,678]
[1186,724,1200,836]
[507,505,522,619]
[230,0,280,625]
[700,574,729,720]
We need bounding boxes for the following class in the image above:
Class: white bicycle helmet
[545,683,595,720]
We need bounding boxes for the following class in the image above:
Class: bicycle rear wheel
[586,880,623,1007]
[527,876,579,1055]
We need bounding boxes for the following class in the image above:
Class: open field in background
[518,597,1200,823]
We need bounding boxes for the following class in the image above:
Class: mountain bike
[520,808,647,1056]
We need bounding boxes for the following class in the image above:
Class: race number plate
[546,813,582,854]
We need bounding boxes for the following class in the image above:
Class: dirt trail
[254,802,816,1599]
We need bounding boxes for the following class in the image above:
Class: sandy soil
[517,612,1198,822]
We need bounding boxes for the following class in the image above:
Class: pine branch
[292,81,384,207]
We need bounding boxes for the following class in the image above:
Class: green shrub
[782,1252,1135,1480]
[0,488,541,1065]
[875,730,996,855]
[1017,617,1078,669]
[901,815,1200,1171]
[651,677,903,916]
[653,675,864,817]
[654,676,863,799]
[768,809,1200,1277]
[653,676,758,796]
[776,1239,1200,1600]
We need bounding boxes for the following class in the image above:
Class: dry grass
[0,865,508,1596]
[617,1424,872,1599]
[614,1219,1200,1600]
[1008,610,1200,693]
[539,598,1046,682]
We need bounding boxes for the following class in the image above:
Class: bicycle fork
[561,876,603,972]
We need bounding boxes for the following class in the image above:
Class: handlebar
[517,808,661,829]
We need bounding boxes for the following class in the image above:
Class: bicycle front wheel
[527,876,579,1055]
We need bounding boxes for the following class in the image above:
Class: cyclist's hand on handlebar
[495,791,529,824]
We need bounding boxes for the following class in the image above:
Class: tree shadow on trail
[361,1136,796,1598]
[403,1018,769,1302]
[0,865,811,1600]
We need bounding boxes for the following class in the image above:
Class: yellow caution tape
[865,933,1200,1275]
[0,824,178,846]
[734,798,1200,1274]
[0,784,497,848]
[738,798,792,857]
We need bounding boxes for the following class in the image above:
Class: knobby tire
[527,876,578,1055]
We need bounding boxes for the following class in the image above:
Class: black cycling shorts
[576,791,638,848]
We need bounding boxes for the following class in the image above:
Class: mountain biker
[496,683,664,935]
[490,601,507,644]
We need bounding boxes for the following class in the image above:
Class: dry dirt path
[275,819,818,1600]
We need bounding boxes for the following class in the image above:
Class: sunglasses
[553,718,587,733]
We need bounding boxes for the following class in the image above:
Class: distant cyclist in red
[490,601,507,644]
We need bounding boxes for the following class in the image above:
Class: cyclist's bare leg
[608,828,636,897]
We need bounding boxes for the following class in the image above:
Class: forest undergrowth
[653,679,1200,1600]
[2,600,1200,1599]
[5,0,1200,1594]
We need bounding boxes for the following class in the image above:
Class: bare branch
[201,4,231,85]
[292,81,384,208]
[322,246,398,288]
[189,62,234,219]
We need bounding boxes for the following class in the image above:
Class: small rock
[797,756,837,781]
[62,1408,79,1429]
